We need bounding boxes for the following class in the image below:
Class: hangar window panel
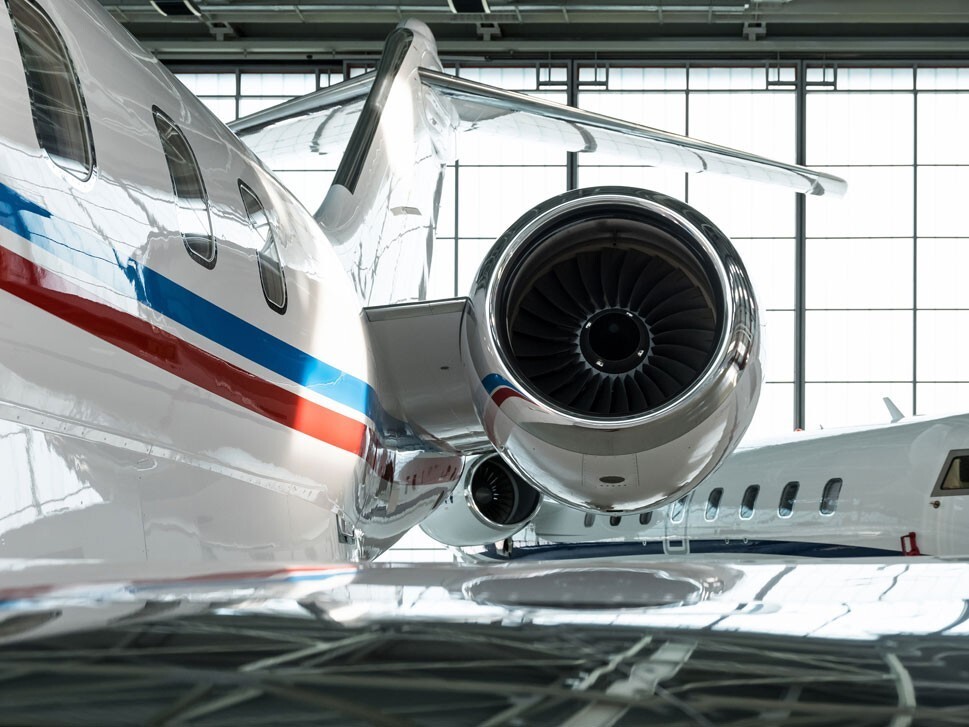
[917,67,969,90]
[576,166,686,201]
[177,73,236,96]
[835,67,913,91]
[917,167,969,237]
[239,181,287,314]
[688,92,795,164]
[806,93,913,166]
[820,478,842,515]
[806,238,913,309]
[744,383,795,440]
[804,383,912,430]
[689,67,767,91]
[457,166,567,240]
[240,73,315,96]
[194,98,236,124]
[577,91,687,137]
[778,481,799,518]
[917,239,969,309]
[731,238,796,311]
[916,311,969,382]
[605,67,687,91]
[687,175,795,239]
[153,107,216,268]
[806,311,912,383]
[917,94,969,165]
[8,0,94,180]
[917,384,969,417]
[806,166,913,239]
[740,485,759,519]
[761,311,795,383]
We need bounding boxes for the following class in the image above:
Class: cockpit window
[740,485,759,520]
[153,107,216,268]
[239,181,287,314]
[820,478,842,515]
[8,0,94,180]
[935,452,969,493]
[778,481,799,518]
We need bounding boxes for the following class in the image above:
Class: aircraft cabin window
[670,496,687,524]
[705,488,723,521]
[8,0,94,180]
[938,454,969,492]
[740,485,759,520]
[239,181,287,314]
[820,478,843,515]
[583,513,595,528]
[153,107,216,268]
[609,516,621,527]
[778,481,799,518]
[639,512,652,526]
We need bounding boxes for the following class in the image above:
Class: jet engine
[463,186,760,512]
[420,454,542,546]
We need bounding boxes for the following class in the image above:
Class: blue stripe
[0,180,385,424]
[482,373,517,395]
[482,539,904,561]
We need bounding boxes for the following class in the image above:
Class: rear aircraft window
[239,181,287,314]
[740,485,759,520]
[153,107,216,268]
[669,496,687,524]
[639,512,652,526]
[820,478,842,515]
[8,0,94,180]
[778,481,799,518]
[583,513,595,527]
[705,488,723,521]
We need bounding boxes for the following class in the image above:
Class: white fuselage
[0,0,459,563]
[527,411,969,558]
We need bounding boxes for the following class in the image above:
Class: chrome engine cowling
[420,454,542,546]
[463,187,760,512]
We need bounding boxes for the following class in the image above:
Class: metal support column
[794,61,807,429]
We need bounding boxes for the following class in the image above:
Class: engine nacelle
[464,187,760,512]
[420,454,542,546]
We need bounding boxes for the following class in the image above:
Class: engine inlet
[499,205,721,419]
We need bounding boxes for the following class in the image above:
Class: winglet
[883,397,905,423]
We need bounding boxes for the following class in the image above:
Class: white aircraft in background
[423,403,969,561]
[0,0,853,567]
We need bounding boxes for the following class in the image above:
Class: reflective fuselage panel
[0,0,458,563]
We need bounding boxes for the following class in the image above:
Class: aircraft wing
[231,64,845,201]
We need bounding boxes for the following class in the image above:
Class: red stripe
[492,386,526,408]
[0,245,368,456]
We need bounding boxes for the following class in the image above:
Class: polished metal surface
[463,186,760,512]
[4,557,969,724]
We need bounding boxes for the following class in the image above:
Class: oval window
[705,488,723,521]
[820,478,842,516]
[9,0,94,179]
[740,485,759,520]
[778,481,799,518]
[153,107,216,268]
[239,181,287,314]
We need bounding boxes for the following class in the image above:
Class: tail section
[316,20,456,306]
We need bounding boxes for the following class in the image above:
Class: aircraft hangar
[5,2,969,724]
[97,0,969,437]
